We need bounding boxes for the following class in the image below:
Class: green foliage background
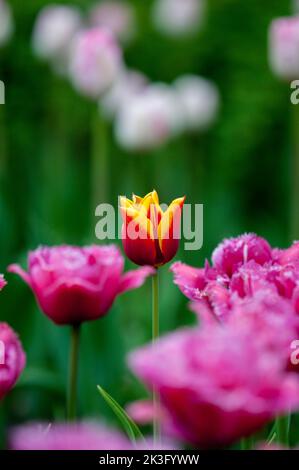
[0,0,296,447]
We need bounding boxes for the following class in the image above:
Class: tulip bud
[269,16,299,81]
[0,0,13,47]
[152,0,206,37]
[120,190,185,267]
[69,28,122,99]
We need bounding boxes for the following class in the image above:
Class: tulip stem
[67,324,81,421]
[0,104,7,180]
[152,270,161,445]
[240,437,253,450]
[275,414,290,447]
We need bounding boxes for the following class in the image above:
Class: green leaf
[97,385,145,445]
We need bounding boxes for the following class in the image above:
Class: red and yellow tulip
[120,190,185,267]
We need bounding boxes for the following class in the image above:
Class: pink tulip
[171,234,299,322]
[10,421,176,450]
[8,245,154,325]
[211,233,272,277]
[69,28,122,98]
[129,321,299,448]
[0,274,6,291]
[0,323,26,400]
[10,422,134,450]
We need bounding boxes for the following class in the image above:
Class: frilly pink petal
[170,261,207,301]
[118,266,155,294]
[7,264,32,286]
[273,241,299,266]
[0,275,7,290]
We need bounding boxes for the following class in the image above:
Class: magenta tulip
[129,321,299,448]
[0,323,26,400]
[171,234,299,322]
[8,245,154,326]
[10,421,175,450]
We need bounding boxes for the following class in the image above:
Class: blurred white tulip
[101,69,148,119]
[0,0,13,47]
[269,16,299,81]
[152,0,205,37]
[145,83,183,134]
[32,5,82,74]
[90,1,136,43]
[174,75,219,132]
[69,28,122,99]
[115,84,181,151]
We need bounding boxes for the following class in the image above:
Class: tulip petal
[119,266,155,294]
[7,264,32,287]
[119,196,133,210]
[158,197,185,263]
[170,261,207,300]
[122,224,157,266]
[132,194,143,206]
[126,400,161,425]
[141,191,163,226]
[0,275,7,291]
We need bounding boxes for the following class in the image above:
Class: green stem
[91,108,108,222]
[0,104,7,181]
[275,414,290,447]
[67,324,81,421]
[240,436,253,450]
[291,104,299,241]
[152,270,161,445]
[188,133,202,203]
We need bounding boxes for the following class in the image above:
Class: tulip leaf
[97,385,145,444]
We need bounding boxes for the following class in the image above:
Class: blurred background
[0,0,294,445]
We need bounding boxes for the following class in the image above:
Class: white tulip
[174,75,219,132]
[152,0,205,37]
[101,69,148,119]
[115,84,181,151]
[0,0,13,47]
